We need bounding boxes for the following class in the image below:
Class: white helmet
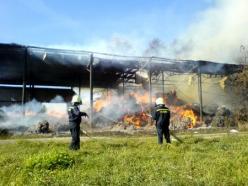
[71,95,82,104]
[155,97,164,105]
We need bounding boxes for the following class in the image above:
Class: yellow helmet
[71,95,82,104]
[155,97,164,105]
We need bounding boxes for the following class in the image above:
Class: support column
[122,72,125,96]
[162,71,165,97]
[31,84,34,100]
[78,76,81,97]
[89,54,94,128]
[148,69,152,124]
[22,48,28,115]
[122,72,125,114]
[198,66,203,123]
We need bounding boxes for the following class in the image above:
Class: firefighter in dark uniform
[68,95,88,150]
[152,97,171,144]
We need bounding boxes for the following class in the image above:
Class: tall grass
[0,135,248,185]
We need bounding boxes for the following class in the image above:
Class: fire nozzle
[81,129,92,138]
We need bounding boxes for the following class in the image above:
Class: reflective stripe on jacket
[152,105,170,126]
[68,105,82,124]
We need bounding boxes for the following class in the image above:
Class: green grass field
[1,134,248,186]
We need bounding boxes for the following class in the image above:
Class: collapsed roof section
[0,43,244,88]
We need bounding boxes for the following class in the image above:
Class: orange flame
[94,93,112,112]
[182,109,197,128]
[93,90,199,129]
[94,99,109,112]
[123,112,149,128]
[171,106,198,128]
[129,92,156,104]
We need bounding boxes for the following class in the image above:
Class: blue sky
[0,0,213,47]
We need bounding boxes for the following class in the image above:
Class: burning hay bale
[122,112,150,129]
[90,89,243,130]
[170,105,199,129]
[92,89,203,130]
[211,106,235,127]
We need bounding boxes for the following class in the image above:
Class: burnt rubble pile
[0,128,9,136]
[26,120,70,134]
[37,120,50,133]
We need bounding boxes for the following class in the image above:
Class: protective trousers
[156,123,171,144]
[69,123,80,150]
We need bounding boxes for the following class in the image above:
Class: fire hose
[81,129,92,138]
[146,114,183,143]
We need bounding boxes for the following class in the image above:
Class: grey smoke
[169,0,248,63]
[143,38,167,57]
[92,89,151,127]
[0,97,68,130]
[50,95,65,103]
[48,0,248,64]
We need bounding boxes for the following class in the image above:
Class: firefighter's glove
[81,112,89,118]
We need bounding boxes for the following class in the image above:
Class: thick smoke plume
[173,0,248,63]
[49,0,248,64]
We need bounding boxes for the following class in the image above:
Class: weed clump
[25,150,74,170]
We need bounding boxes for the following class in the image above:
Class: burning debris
[92,90,200,129]
[122,112,150,128]
[91,87,240,131]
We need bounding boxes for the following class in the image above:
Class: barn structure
[0,43,244,125]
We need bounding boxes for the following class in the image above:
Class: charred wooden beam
[124,79,136,83]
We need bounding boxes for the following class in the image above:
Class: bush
[25,150,74,170]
